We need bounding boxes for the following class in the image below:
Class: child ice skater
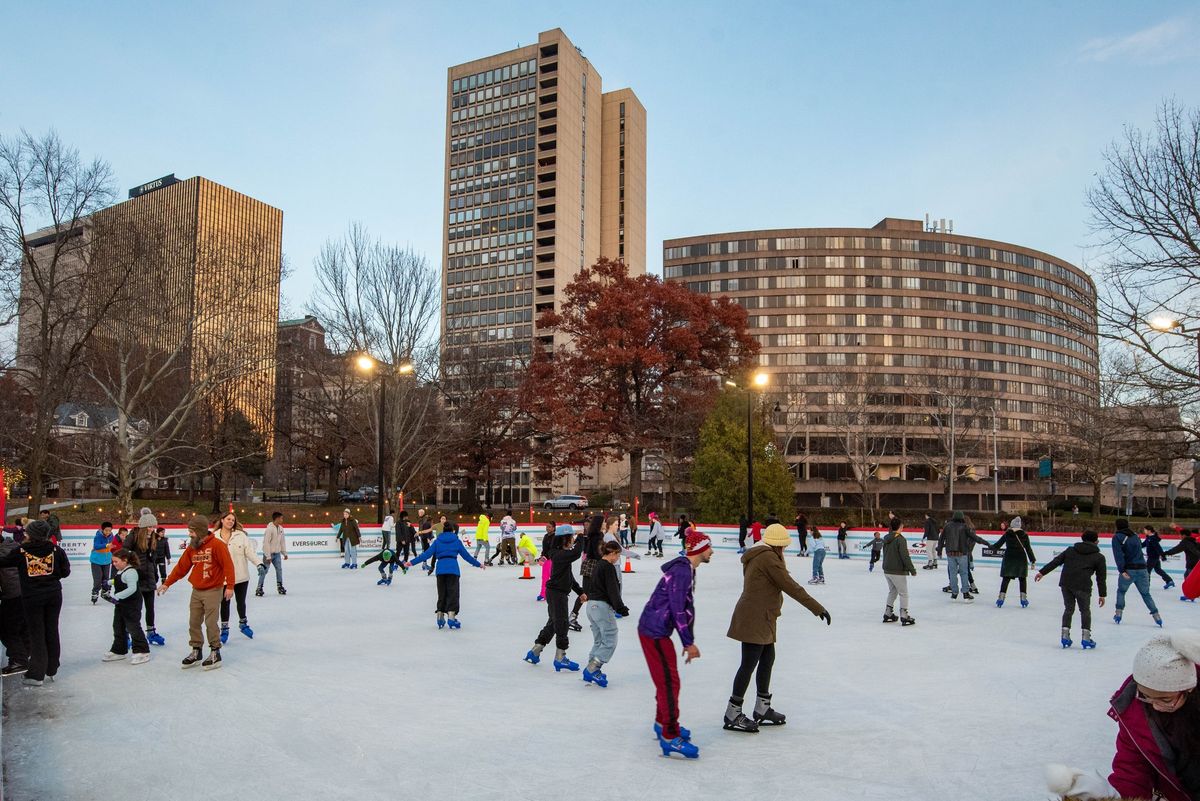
[808,528,827,584]
[524,524,585,671]
[363,545,403,586]
[861,529,884,571]
[1035,529,1107,649]
[405,522,485,628]
[582,541,630,687]
[102,549,150,665]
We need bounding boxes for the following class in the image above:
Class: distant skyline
[4,1,1199,315]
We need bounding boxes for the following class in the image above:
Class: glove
[818,610,832,626]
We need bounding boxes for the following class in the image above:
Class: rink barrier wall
[50,524,1193,576]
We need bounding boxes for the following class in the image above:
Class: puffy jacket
[408,531,481,576]
[726,546,824,644]
[338,518,361,547]
[1183,562,1199,600]
[937,521,990,555]
[638,556,698,646]
[476,514,491,544]
[992,529,1037,578]
[881,532,916,575]
[1164,535,1200,574]
[0,539,71,601]
[1107,668,1199,801]
[90,530,114,566]
[1144,533,1167,564]
[544,538,583,594]
[0,538,23,599]
[262,522,288,558]
[1038,541,1108,596]
[219,528,262,584]
[1112,527,1147,572]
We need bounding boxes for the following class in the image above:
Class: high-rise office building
[441,28,646,503]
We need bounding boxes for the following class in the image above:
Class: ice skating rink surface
[5,548,1196,801]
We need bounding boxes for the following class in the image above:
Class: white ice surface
[4,549,1197,801]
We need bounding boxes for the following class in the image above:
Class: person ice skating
[39,510,61,545]
[646,512,665,557]
[581,541,630,688]
[603,517,642,562]
[808,528,827,584]
[1112,518,1163,626]
[737,514,749,554]
[724,523,829,735]
[1164,529,1199,602]
[101,549,151,665]
[861,529,884,571]
[920,513,939,569]
[1104,631,1200,800]
[363,543,403,585]
[0,532,31,677]
[473,512,493,565]
[835,521,849,559]
[525,524,586,669]
[0,520,69,687]
[1184,557,1199,601]
[158,516,235,670]
[154,526,170,584]
[90,521,115,604]
[618,513,631,547]
[339,509,361,569]
[794,511,808,556]
[124,513,165,647]
[568,515,605,631]
[937,510,992,602]
[993,516,1037,608]
[392,510,415,566]
[638,529,714,760]
[750,518,763,545]
[257,512,288,597]
[416,509,434,554]
[517,530,540,567]
[214,511,263,642]
[1035,529,1107,649]
[494,510,517,565]
[881,519,917,626]
[405,522,485,628]
[381,510,395,552]
[1142,526,1173,590]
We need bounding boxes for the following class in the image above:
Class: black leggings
[436,574,460,614]
[536,589,571,652]
[1061,587,1092,630]
[399,540,416,562]
[1148,559,1172,584]
[141,589,156,629]
[999,576,1028,595]
[220,581,249,623]
[731,642,776,699]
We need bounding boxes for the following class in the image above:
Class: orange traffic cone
[518,561,535,580]
[623,557,635,574]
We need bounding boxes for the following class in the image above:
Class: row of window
[449,170,533,199]
[451,75,538,110]
[770,372,1095,408]
[448,135,535,167]
[449,153,532,181]
[450,121,538,153]
[451,59,537,95]
[756,352,1093,389]
[450,91,537,123]
[445,290,533,317]
[752,308,1083,340]
[449,105,535,140]
[449,194,535,219]
[446,266,533,294]
[664,236,1090,293]
[448,214,533,242]
[445,311,533,333]
[448,228,533,255]
[445,245,534,272]
[441,340,531,362]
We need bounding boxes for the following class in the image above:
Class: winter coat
[937,520,990,556]
[881,532,916,575]
[0,539,71,602]
[0,538,23,599]
[155,536,171,564]
[726,546,825,645]
[1112,527,1147,572]
[992,529,1036,578]
[1107,668,1200,801]
[395,521,415,545]
[339,518,361,547]
[1144,533,1167,565]
[1164,536,1200,574]
[90,530,114,566]
[219,528,262,584]
[922,517,938,541]
[407,531,481,576]
[516,533,540,560]
[499,516,517,539]
[583,557,629,616]
[121,531,159,591]
[638,556,698,646]
[164,534,235,591]
[476,514,491,544]
[262,522,287,558]
[1037,541,1107,596]
[544,539,584,594]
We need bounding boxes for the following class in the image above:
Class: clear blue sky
[4,1,1198,314]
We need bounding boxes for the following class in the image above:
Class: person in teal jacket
[406,524,485,629]
[90,522,115,604]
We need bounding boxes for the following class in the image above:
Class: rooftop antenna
[925,212,931,232]
[949,219,954,234]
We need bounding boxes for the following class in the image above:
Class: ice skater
[101,549,150,665]
[472,512,492,565]
[645,511,664,557]
[638,529,713,759]
[517,530,540,567]
[861,529,884,571]
[89,521,115,604]
[537,521,555,601]
[125,512,165,647]
[725,524,829,734]
[836,521,849,559]
[1164,529,1199,602]
[363,545,403,585]
[524,524,585,670]
[582,541,630,688]
[808,528,826,584]
[1035,529,1106,648]
[154,527,170,584]
[992,516,1036,608]
[920,513,939,569]
[0,520,70,687]
[338,509,362,569]
[1111,518,1162,626]
[794,511,808,556]
[158,516,235,670]
[1142,526,1173,590]
[405,522,485,629]
[214,511,264,642]
[937,511,992,602]
[257,511,288,596]
[881,519,917,626]
[497,510,519,565]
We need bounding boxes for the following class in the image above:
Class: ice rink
[5,545,1197,801]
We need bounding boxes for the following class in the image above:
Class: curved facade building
[664,217,1099,511]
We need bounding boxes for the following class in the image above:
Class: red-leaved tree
[519,258,759,505]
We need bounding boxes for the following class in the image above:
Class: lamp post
[1148,315,1200,374]
[355,354,414,525]
[726,371,770,527]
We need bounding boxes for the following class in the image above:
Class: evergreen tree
[693,391,794,522]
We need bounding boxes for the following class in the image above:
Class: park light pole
[1148,314,1200,374]
[355,354,415,525]
[726,371,770,527]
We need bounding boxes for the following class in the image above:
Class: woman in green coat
[724,524,830,733]
[993,516,1036,608]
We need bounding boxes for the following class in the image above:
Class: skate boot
[436,613,446,630]
[1020,593,1029,608]
[1164,580,1175,590]
[552,649,580,672]
[102,651,127,662]
[943,586,952,593]
[384,576,393,586]
[91,591,98,605]
[753,693,786,726]
[239,619,254,639]
[882,611,899,623]
[277,584,286,595]
[654,722,691,741]
[951,593,959,601]
[1153,613,1163,628]
[1061,627,1073,648]
[130,653,150,665]
[658,734,700,759]
[147,628,166,647]
[255,587,265,597]
[377,576,388,586]
[219,623,230,644]
[524,644,543,665]
[1113,611,1122,624]
[582,660,608,687]
[1183,595,1196,603]
[995,593,1005,608]
[182,648,203,668]
[900,615,916,626]
[724,698,760,732]
[202,649,222,670]
[1081,630,1096,649]
[568,614,582,633]
[447,613,461,629]
[961,592,975,603]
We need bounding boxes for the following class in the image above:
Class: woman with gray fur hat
[0,519,70,686]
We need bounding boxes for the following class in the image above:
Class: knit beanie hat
[952,510,964,521]
[138,507,158,528]
[25,520,51,541]
[187,516,209,537]
[1010,516,1022,530]
[1132,631,1200,692]
[761,523,791,548]
[685,529,712,556]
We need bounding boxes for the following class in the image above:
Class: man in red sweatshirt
[158,516,235,670]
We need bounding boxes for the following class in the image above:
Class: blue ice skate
[436,616,446,629]
[1081,638,1096,649]
[147,631,166,647]
[553,656,580,672]
[1061,637,1072,648]
[1020,599,1029,608]
[658,734,699,759]
[582,667,608,687]
[447,617,461,629]
[524,649,540,665]
[995,598,1004,608]
[239,621,254,639]
[377,576,388,586]
[654,722,691,741]
[219,624,229,644]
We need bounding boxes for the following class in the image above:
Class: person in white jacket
[214,511,263,642]
[381,511,396,552]
[256,511,288,597]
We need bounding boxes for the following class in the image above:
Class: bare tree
[825,371,898,515]
[906,369,994,510]
[0,131,145,512]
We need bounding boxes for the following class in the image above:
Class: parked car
[340,490,368,503]
[543,494,589,510]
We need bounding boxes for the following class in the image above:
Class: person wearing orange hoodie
[157,516,235,671]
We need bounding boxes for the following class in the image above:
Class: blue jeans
[587,600,619,665]
[1116,569,1158,614]
[812,549,826,578]
[257,553,283,591]
[947,555,971,594]
[343,543,358,566]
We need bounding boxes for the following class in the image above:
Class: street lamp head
[397,362,415,375]
[355,354,376,372]
[753,371,769,388]
[724,379,738,388]
[1149,314,1180,332]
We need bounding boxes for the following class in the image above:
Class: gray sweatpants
[586,600,619,665]
[885,574,910,615]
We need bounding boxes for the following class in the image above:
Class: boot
[961,592,975,603]
[147,628,166,647]
[447,612,461,629]
[182,647,203,668]
[255,587,265,597]
[995,592,1006,608]
[753,693,786,726]
[582,659,608,687]
[723,697,759,732]
[239,619,254,639]
[91,591,98,605]
[436,612,446,629]
[277,583,287,595]
[1061,627,1073,648]
[900,614,916,626]
[1081,629,1096,649]
[658,734,700,759]
[552,648,580,672]
[882,608,899,623]
[202,649,222,670]
[1020,593,1029,608]
[219,623,229,644]
[568,614,582,633]
[1152,612,1163,627]
[524,643,544,665]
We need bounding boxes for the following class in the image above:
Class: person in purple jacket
[637,529,713,760]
